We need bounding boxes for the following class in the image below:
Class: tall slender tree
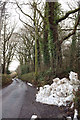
[48,2,62,74]
[77,1,80,77]
[33,2,38,78]
[70,33,77,71]
[42,3,50,69]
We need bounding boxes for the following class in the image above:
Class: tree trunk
[33,45,35,72]
[48,2,58,74]
[48,2,62,74]
[76,2,80,78]
[70,34,77,71]
[34,2,38,79]
[42,3,50,70]
[37,38,41,69]
[2,24,6,74]
[77,15,80,77]
[6,61,10,74]
[56,41,62,72]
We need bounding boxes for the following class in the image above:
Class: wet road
[2,78,28,118]
[0,89,2,120]
[1,78,65,119]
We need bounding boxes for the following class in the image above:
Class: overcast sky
[7,0,78,71]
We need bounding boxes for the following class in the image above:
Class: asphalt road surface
[1,78,66,119]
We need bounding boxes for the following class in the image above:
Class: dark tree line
[16,0,80,79]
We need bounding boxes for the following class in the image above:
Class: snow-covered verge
[36,71,80,107]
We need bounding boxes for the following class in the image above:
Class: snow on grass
[36,71,80,107]
[27,82,33,86]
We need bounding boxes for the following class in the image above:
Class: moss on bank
[18,69,54,87]
[19,72,35,83]
[2,74,12,87]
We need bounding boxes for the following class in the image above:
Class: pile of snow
[36,71,80,107]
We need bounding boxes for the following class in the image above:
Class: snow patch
[31,115,37,120]
[36,87,38,90]
[36,71,80,107]
[69,71,79,85]
[67,116,72,120]
[27,82,33,87]
[74,109,78,119]
[70,103,74,109]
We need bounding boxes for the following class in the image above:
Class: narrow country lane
[1,78,41,119]
[1,78,66,119]
[2,79,28,118]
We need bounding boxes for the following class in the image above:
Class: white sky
[7,0,78,71]
[9,59,19,71]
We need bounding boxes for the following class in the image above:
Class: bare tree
[1,4,16,74]
[16,27,34,71]
[0,1,6,76]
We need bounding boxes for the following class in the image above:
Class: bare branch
[57,7,80,23]
[30,2,44,21]
[18,14,34,30]
[6,27,15,42]
[16,2,34,21]
[60,15,80,44]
